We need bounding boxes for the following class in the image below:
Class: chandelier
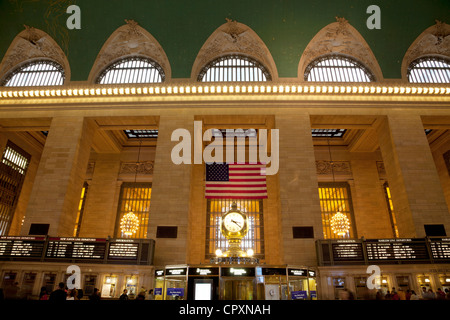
[120,211,140,236]
[330,211,350,236]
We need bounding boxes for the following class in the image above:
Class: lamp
[120,139,142,237]
[327,138,350,237]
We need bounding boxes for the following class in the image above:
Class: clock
[220,203,248,239]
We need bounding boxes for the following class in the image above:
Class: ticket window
[1,272,17,288]
[101,275,118,298]
[154,270,165,300]
[84,275,97,296]
[354,276,377,300]
[333,277,346,300]
[187,267,219,301]
[396,275,411,291]
[417,275,432,293]
[125,275,138,299]
[439,275,450,292]
[379,276,389,295]
[165,268,188,300]
[42,273,57,293]
[256,268,288,300]
[22,272,37,298]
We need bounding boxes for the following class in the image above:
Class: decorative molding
[119,161,154,175]
[0,25,70,82]
[191,19,278,81]
[88,20,171,83]
[401,20,450,80]
[298,17,383,81]
[316,160,352,175]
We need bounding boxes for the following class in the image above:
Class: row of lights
[0,84,449,99]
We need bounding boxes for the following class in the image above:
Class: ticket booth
[187,266,219,300]
[154,269,165,300]
[164,266,188,300]
[21,272,37,299]
[417,275,432,293]
[439,274,450,292]
[256,267,288,300]
[101,275,118,298]
[124,275,138,299]
[42,272,57,294]
[220,267,256,300]
[287,268,317,300]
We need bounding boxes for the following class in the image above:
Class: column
[376,114,450,237]
[277,114,323,266]
[79,154,121,238]
[350,158,393,238]
[147,114,193,266]
[21,117,96,236]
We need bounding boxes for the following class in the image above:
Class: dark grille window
[124,130,158,139]
[198,55,271,82]
[311,129,346,138]
[96,57,165,84]
[304,55,374,82]
[407,56,450,84]
[1,60,64,87]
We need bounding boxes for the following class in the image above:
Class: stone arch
[401,20,450,81]
[88,19,171,83]
[0,25,71,84]
[298,17,383,82]
[191,19,278,81]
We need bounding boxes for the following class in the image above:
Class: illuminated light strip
[0,84,449,99]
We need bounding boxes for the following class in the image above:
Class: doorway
[220,279,255,300]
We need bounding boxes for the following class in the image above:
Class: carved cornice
[299,17,383,81]
[88,20,171,83]
[316,160,352,175]
[119,161,154,175]
[402,20,450,79]
[0,25,70,82]
[191,19,278,80]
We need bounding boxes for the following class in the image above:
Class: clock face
[223,212,245,233]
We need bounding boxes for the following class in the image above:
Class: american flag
[205,163,267,199]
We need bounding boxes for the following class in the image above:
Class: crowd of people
[0,281,155,301]
[339,286,450,300]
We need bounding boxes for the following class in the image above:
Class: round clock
[221,203,248,239]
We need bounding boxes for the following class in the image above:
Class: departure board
[45,237,107,260]
[430,238,450,260]
[332,241,365,262]
[0,236,45,259]
[365,239,429,261]
[107,240,139,260]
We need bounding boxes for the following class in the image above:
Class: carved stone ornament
[120,161,154,175]
[0,25,70,82]
[401,20,450,79]
[298,17,383,81]
[316,160,352,176]
[88,19,171,83]
[191,19,278,80]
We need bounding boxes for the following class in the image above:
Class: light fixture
[119,139,143,237]
[246,248,254,257]
[215,249,223,257]
[327,138,351,237]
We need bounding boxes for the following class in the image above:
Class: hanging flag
[205,163,267,199]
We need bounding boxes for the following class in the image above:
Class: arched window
[96,56,165,84]
[304,54,375,82]
[1,60,65,87]
[198,55,271,82]
[407,56,450,83]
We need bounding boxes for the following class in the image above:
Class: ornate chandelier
[330,211,350,237]
[120,211,140,236]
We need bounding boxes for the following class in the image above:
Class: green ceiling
[0,0,449,81]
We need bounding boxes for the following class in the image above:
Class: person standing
[119,289,129,300]
[49,282,67,301]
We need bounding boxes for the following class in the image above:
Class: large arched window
[96,56,165,84]
[198,55,271,82]
[1,60,65,87]
[304,54,375,82]
[407,56,450,83]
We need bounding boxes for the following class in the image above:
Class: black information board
[46,237,107,260]
[365,239,429,261]
[430,238,450,260]
[107,240,139,260]
[332,241,365,262]
[0,236,45,259]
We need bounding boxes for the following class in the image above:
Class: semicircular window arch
[198,55,272,82]
[1,59,65,87]
[96,56,165,84]
[407,56,450,84]
[304,54,375,82]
